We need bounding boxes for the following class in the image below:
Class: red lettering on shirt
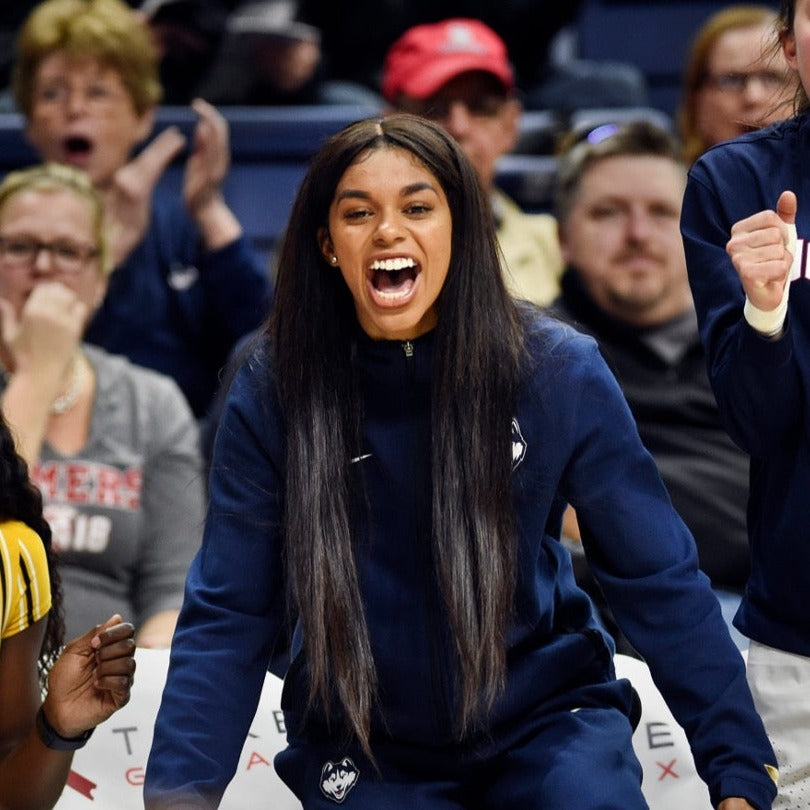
[123,468,142,509]
[96,465,121,507]
[35,463,60,500]
[66,463,92,503]
[32,461,142,510]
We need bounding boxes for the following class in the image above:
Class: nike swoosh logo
[167,264,200,291]
[350,453,372,464]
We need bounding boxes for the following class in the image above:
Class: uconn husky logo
[512,418,527,469]
[320,757,359,803]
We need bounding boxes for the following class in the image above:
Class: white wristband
[743,222,796,337]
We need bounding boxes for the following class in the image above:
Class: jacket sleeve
[681,162,804,457]
[561,337,777,810]
[144,351,287,809]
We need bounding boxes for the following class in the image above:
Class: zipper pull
[403,340,414,358]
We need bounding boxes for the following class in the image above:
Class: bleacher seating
[0,103,679,250]
[0,105,570,259]
[0,106,383,265]
[0,112,36,167]
[513,109,567,155]
[152,105,381,263]
[496,154,560,214]
[0,5,784,257]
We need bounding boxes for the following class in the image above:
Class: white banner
[54,647,300,809]
[53,651,710,809]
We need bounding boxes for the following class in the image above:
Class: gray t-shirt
[29,345,206,638]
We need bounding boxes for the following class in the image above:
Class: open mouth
[369,257,419,301]
[62,136,93,161]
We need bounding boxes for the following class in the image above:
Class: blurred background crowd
[0,0,793,657]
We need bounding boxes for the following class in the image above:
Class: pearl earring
[331,256,338,265]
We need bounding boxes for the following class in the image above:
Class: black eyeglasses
[704,71,786,93]
[0,235,100,273]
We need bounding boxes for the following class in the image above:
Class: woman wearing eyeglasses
[678,4,796,166]
[0,163,205,649]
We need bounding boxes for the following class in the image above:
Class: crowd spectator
[382,18,563,305]
[550,121,751,652]
[681,0,810,803]
[0,162,204,648]
[11,0,273,419]
[678,4,795,165]
[0,409,135,810]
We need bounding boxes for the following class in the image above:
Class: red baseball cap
[382,18,514,102]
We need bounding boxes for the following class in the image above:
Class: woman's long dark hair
[0,412,64,682]
[271,114,525,758]
[779,0,810,114]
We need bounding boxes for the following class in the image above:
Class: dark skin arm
[0,614,135,810]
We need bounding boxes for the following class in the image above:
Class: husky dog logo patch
[512,417,527,469]
[320,757,359,803]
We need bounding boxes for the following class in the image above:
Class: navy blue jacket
[682,114,810,658]
[145,315,776,809]
[84,190,272,417]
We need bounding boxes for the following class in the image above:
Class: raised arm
[682,170,805,455]
[182,99,244,250]
[102,127,187,268]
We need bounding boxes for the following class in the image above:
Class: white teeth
[370,257,416,271]
[376,288,411,300]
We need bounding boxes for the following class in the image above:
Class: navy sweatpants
[274,679,648,809]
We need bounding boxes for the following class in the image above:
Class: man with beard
[549,121,749,652]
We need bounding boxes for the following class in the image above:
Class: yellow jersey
[0,520,52,649]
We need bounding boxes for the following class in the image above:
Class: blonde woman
[0,163,204,648]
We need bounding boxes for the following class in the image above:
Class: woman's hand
[726,189,796,312]
[102,126,187,268]
[183,98,229,215]
[182,98,242,249]
[42,615,136,739]
[0,282,85,381]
